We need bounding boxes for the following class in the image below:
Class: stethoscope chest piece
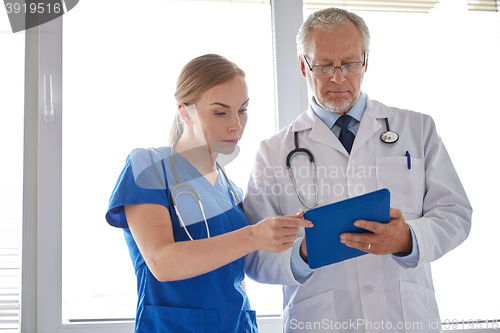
[380,130,399,143]
[380,118,399,144]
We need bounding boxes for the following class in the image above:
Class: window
[62,0,278,324]
[0,11,24,333]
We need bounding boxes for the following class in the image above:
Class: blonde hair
[168,54,246,145]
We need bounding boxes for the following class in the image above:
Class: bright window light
[62,0,278,322]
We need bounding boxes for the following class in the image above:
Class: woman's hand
[250,212,313,253]
[126,203,312,281]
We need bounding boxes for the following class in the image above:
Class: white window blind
[167,0,441,12]
[0,186,21,333]
[169,0,500,12]
[468,0,499,11]
[304,0,439,12]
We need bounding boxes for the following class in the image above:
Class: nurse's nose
[330,67,346,84]
[228,113,243,132]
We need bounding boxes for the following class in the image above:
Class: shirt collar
[311,91,366,128]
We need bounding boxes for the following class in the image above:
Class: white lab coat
[244,96,472,333]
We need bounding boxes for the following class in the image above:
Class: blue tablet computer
[304,188,391,269]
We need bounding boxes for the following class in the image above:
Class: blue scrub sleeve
[106,150,171,229]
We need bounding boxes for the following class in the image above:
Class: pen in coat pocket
[405,151,411,170]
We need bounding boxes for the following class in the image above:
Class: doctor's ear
[299,55,307,78]
[364,54,369,72]
[178,104,193,126]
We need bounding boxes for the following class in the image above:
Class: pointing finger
[287,218,313,228]
[279,214,313,228]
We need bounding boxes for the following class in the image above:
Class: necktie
[336,114,355,154]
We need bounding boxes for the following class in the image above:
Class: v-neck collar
[168,147,229,202]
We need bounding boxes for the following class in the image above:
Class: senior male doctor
[244,7,472,333]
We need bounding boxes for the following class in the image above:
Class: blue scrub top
[106,147,258,333]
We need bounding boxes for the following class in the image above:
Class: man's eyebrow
[316,56,361,64]
[315,58,333,63]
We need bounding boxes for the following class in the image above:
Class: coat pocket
[400,281,441,332]
[283,290,338,333]
[375,156,425,216]
[139,305,219,333]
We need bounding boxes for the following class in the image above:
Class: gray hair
[296,7,371,56]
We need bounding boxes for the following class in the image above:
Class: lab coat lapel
[293,108,348,155]
[292,100,394,156]
[351,96,394,154]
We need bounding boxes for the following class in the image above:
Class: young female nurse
[105,54,312,333]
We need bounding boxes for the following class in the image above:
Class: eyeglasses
[303,53,366,77]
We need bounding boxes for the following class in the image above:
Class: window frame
[20,0,305,332]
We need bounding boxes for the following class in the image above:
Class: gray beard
[320,97,355,115]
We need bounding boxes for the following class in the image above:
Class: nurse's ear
[178,104,193,126]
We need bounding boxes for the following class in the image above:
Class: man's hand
[339,208,412,255]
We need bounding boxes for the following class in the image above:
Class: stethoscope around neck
[286,117,399,210]
[168,138,242,241]
[286,131,320,210]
